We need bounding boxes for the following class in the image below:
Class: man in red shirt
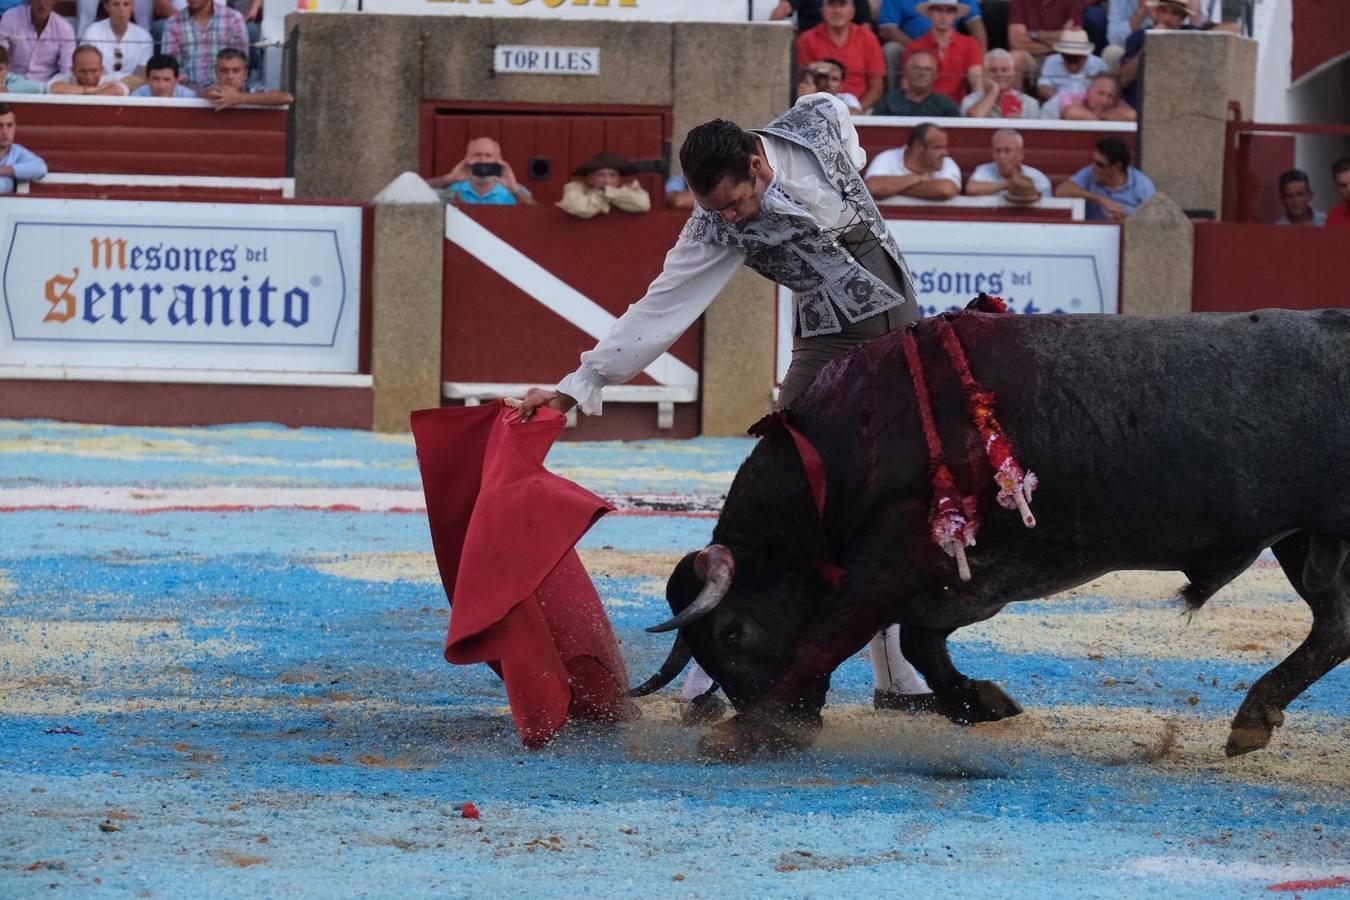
[902,1,983,102]
[1327,157,1350,228]
[797,0,886,110]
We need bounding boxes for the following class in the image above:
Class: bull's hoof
[679,692,728,727]
[1225,708,1284,758]
[696,715,812,762]
[936,680,1023,725]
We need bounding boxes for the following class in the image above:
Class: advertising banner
[0,199,363,373]
[777,220,1120,382]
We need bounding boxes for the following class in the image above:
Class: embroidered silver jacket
[679,96,915,337]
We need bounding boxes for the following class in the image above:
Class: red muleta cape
[410,402,637,747]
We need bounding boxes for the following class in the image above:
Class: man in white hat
[1035,27,1108,103]
[1007,0,1084,88]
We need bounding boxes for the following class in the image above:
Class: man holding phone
[428,136,535,206]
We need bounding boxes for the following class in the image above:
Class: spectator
[77,0,151,41]
[205,47,291,108]
[903,1,984,102]
[664,173,694,209]
[1035,28,1107,102]
[770,0,874,31]
[131,53,196,97]
[80,0,152,85]
[1273,169,1325,227]
[1108,0,1223,46]
[877,0,987,92]
[1119,0,1183,110]
[1049,72,1136,120]
[426,136,535,206]
[48,45,129,95]
[1119,0,1232,108]
[798,58,863,112]
[1083,0,1109,52]
[864,121,962,201]
[557,152,652,220]
[1107,0,1151,46]
[162,0,248,91]
[0,0,76,82]
[965,128,1052,200]
[0,46,44,93]
[1186,0,1229,28]
[872,49,962,116]
[797,0,885,111]
[225,0,262,71]
[1007,0,1083,87]
[0,102,46,193]
[961,48,1041,117]
[1327,157,1350,229]
[1055,135,1155,221]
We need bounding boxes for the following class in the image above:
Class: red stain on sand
[1266,875,1349,892]
[461,802,480,819]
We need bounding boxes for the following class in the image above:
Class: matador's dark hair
[679,119,758,196]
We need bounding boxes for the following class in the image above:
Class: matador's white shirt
[555,94,866,416]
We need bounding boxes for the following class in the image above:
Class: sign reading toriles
[494,45,600,76]
[1,199,363,373]
[776,220,1121,383]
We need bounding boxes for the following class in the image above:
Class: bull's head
[631,543,828,714]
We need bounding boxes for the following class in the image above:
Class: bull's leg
[900,625,1023,724]
[1227,532,1350,757]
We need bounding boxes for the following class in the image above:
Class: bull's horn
[645,544,735,634]
[628,633,694,697]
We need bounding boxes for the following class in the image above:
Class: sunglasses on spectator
[113,47,123,72]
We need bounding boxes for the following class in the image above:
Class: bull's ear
[664,551,703,614]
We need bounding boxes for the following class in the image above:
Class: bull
[632,307,1350,760]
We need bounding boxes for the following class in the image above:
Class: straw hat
[916,1,973,18]
[572,152,638,178]
[1052,28,1095,56]
[1145,0,1190,13]
[1004,173,1042,205]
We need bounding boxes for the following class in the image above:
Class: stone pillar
[370,173,445,432]
[1121,193,1194,315]
[287,13,423,201]
[700,272,778,437]
[1138,30,1257,217]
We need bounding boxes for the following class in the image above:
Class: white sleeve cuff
[556,366,609,417]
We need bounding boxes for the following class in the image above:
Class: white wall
[1252,0,1292,122]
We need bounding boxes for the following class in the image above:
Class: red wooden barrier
[3,98,288,178]
[442,205,699,440]
[1192,222,1350,312]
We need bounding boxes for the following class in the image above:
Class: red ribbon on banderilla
[902,297,1038,582]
